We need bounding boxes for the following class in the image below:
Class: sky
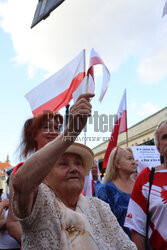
[0,0,167,165]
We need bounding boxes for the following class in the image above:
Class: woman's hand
[66,93,94,138]
[0,198,9,210]
[0,198,9,216]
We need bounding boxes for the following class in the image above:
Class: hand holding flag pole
[67,93,95,139]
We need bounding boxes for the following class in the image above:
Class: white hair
[154,120,167,147]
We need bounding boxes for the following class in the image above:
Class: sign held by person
[131,145,160,173]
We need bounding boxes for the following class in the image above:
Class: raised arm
[12,93,94,218]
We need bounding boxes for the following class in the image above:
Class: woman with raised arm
[9,94,136,249]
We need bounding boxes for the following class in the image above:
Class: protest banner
[131,145,160,173]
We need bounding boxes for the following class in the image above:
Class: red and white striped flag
[72,74,95,102]
[162,0,167,17]
[102,89,127,169]
[25,50,85,116]
[88,48,110,102]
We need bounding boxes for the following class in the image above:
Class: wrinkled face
[157,123,167,156]
[116,150,137,174]
[34,119,61,150]
[45,153,85,196]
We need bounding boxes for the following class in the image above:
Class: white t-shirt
[124,167,167,249]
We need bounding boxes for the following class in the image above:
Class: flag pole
[126,130,128,147]
[65,50,85,128]
[65,104,70,128]
[83,49,87,145]
[125,89,128,146]
[102,89,127,169]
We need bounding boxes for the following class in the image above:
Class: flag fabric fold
[102,89,127,169]
[25,50,85,116]
[72,74,95,103]
[87,48,110,102]
[162,0,167,17]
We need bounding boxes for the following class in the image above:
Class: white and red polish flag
[102,89,127,169]
[162,0,167,17]
[25,50,85,116]
[72,74,95,102]
[88,48,110,102]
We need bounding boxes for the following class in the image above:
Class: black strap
[145,167,155,249]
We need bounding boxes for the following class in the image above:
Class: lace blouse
[12,183,137,250]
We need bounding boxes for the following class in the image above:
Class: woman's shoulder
[102,181,119,193]
[84,197,137,249]
[99,181,115,190]
[96,181,117,199]
[86,196,112,213]
[86,196,118,225]
[40,183,55,199]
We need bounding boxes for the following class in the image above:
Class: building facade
[93,107,167,171]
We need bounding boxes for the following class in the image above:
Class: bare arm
[0,210,6,230]
[0,206,4,217]
[6,182,22,244]
[131,230,145,250]
[0,218,6,230]
[12,93,94,219]
[0,199,9,230]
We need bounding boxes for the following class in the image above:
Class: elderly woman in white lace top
[11,93,136,250]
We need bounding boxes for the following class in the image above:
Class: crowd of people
[0,93,167,249]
